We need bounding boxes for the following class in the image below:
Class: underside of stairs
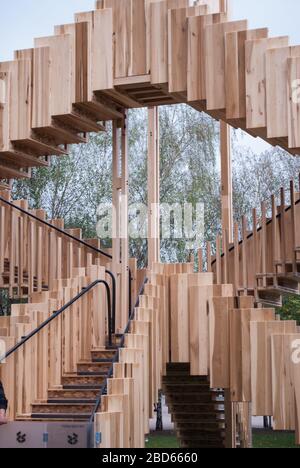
[163,363,225,449]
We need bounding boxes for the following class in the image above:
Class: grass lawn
[146,430,300,449]
[146,432,179,448]
[253,430,300,449]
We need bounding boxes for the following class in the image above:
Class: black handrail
[0,279,113,364]
[210,188,300,267]
[87,276,148,448]
[0,195,130,325]
[105,270,116,334]
[0,195,112,260]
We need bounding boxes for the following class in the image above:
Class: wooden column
[120,111,129,330]
[112,112,129,333]
[220,121,233,244]
[148,107,160,268]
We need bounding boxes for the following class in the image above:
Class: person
[0,381,8,425]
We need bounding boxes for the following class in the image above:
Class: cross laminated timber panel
[169,273,214,363]
[293,352,300,445]
[0,60,50,174]
[245,36,289,132]
[250,321,297,417]
[271,333,300,431]
[189,283,233,377]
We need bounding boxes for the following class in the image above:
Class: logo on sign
[67,433,79,446]
[291,339,300,364]
[16,432,26,444]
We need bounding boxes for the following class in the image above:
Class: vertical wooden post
[207,242,212,273]
[148,107,160,268]
[220,121,233,244]
[112,112,129,333]
[112,120,121,332]
[120,111,129,330]
[234,222,240,295]
[290,180,297,272]
[261,202,267,287]
[242,216,248,294]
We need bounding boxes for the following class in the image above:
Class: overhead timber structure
[0,0,300,449]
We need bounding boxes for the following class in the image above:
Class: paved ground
[149,396,174,432]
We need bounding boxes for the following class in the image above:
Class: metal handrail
[0,195,112,259]
[210,191,300,267]
[0,279,113,364]
[87,276,148,448]
[0,195,131,319]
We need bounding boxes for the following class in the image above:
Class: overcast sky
[0,0,299,153]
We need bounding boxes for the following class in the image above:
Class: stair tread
[32,402,94,407]
[48,399,96,404]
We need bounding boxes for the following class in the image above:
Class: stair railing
[0,278,113,364]
[87,276,148,448]
[0,194,135,332]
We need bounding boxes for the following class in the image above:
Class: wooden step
[31,402,94,414]
[168,403,224,414]
[165,392,224,404]
[63,384,103,391]
[77,361,112,374]
[55,110,105,134]
[163,384,219,393]
[172,413,225,423]
[48,388,99,400]
[91,350,117,362]
[47,398,96,405]
[166,363,191,375]
[162,375,209,384]
[175,421,226,431]
[31,413,90,421]
[61,375,105,386]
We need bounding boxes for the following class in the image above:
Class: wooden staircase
[28,348,118,422]
[163,363,225,449]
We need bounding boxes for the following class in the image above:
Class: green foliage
[12,106,220,268]
[12,105,300,269]
[277,295,300,324]
[0,290,10,316]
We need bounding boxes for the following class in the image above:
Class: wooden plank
[170,273,213,363]
[221,121,233,243]
[0,60,32,142]
[266,46,300,139]
[230,308,275,402]
[168,7,188,93]
[34,34,73,123]
[225,28,268,120]
[287,56,300,148]
[205,20,248,111]
[54,22,92,104]
[148,106,160,268]
[251,321,297,416]
[75,9,113,91]
[150,0,168,84]
[189,283,233,378]
[245,36,289,130]
[271,333,300,430]
[292,341,300,445]
[0,71,10,151]
[95,412,124,448]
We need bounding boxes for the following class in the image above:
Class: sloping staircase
[163,363,225,449]
[28,349,118,422]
